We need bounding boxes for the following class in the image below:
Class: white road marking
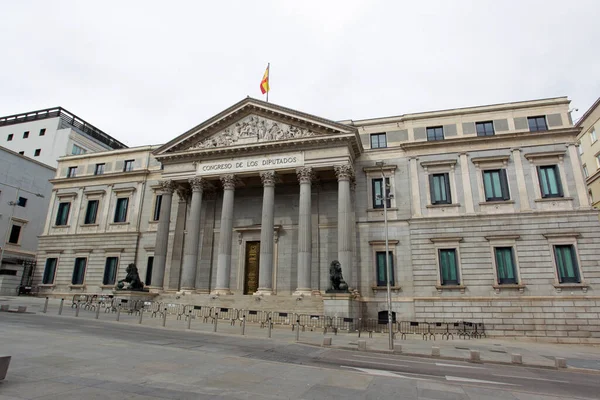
[494,374,570,383]
[350,354,485,370]
[435,363,484,369]
[341,366,431,380]
[445,376,518,386]
[338,358,409,368]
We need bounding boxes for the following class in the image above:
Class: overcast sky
[1,1,599,147]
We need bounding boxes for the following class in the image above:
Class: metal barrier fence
[56,296,486,340]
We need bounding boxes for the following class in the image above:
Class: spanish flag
[260,64,270,95]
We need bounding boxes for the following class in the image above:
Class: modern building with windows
[576,97,600,212]
[0,106,127,168]
[34,96,600,342]
[0,147,54,295]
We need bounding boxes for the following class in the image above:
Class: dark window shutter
[500,169,510,200]
[444,173,452,204]
[429,174,435,204]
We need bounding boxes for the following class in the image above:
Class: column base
[211,289,233,295]
[254,288,274,296]
[293,289,313,296]
[147,286,164,292]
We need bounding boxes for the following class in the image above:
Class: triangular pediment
[154,97,360,156]
[188,114,325,150]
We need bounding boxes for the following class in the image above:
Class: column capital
[189,177,206,192]
[220,174,236,190]
[260,171,277,187]
[334,164,354,181]
[158,180,176,194]
[176,186,190,202]
[296,167,314,184]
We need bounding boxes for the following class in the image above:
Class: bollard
[95,304,101,319]
[555,358,567,369]
[162,308,167,327]
[267,317,272,338]
[395,345,402,354]
[469,350,481,363]
[295,319,300,341]
[511,354,522,365]
[213,313,218,332]
[58,298,64,315]
[322,337,332,347]
[432,346,440,357]
[358,340,367,351]
[116,305,121,321]
[43,297,49,313]
[75,302,80,317]
[138,309,144,324]
[241,315,246,336]
[187,310,192,330]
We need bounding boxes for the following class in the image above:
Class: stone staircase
[155,292,325,314]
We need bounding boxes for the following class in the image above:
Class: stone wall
[414,298,600,344]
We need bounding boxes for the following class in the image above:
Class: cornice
[50,169,150,184]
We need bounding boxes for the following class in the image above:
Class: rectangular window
[103,257,119,285]
[375,251,395,286]
[578,142,583,155]
[554,245,580,283]
[7,134,13,141]
[494,247,517,284]
[39,128,46,136]
[439,249,459,285]
[72,258,87,285]
[153,195,163,221]
[94,163,105,175]
[124,160,134,172]
[537,165,563,198]
[23,131,29,139]
[591,129,597,144]
[483,169,510,201]
[583,165,589,178]
[370,133,387,149]
[67,166,77,178]
[34,149,41,157]
[18,151,24,155]
[8,225,21,244]
[55,202,71,226]
[528,116,547,132]
[596,155,600,169]
[476,121,495,136]
[114,198,129,223]
[372,178,391,209]
[17,196,27,207]
[42,258,57,284]
[72,144,87,155]
[427,126,444,141]
[429,173,451,204]
[145,256,154,286]
[84,200,99,225]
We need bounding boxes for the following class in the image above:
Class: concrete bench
[0,356,11,380]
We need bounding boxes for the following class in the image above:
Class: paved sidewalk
[3,295,600,372]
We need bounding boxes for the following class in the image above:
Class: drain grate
[455,346,470,350]
[490,349,507,354]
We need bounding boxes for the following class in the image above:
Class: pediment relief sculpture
[190,115,321,150]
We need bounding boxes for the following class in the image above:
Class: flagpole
[266,62,270,103]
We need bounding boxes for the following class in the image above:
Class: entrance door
[244,241,260,294]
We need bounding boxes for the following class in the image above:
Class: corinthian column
[294,167,313,295]
[151,180,176,290]
[213,174,236,295]
[180,177,205,290]
[335,164,354,290]
[257,171,276,295]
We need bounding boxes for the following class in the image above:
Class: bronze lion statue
[117,263,145,291]
[329,260,348,291]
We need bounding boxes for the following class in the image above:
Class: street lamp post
[375,161,394,350]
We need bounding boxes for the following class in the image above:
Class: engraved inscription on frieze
[191,115,319,149]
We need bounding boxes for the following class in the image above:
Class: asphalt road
[1,312,598,400]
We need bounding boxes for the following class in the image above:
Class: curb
[298,341,600,373]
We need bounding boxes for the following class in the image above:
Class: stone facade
[34,97,600,342]
[576,97,600,212]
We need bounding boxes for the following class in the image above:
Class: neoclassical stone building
[35,97,600,342]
